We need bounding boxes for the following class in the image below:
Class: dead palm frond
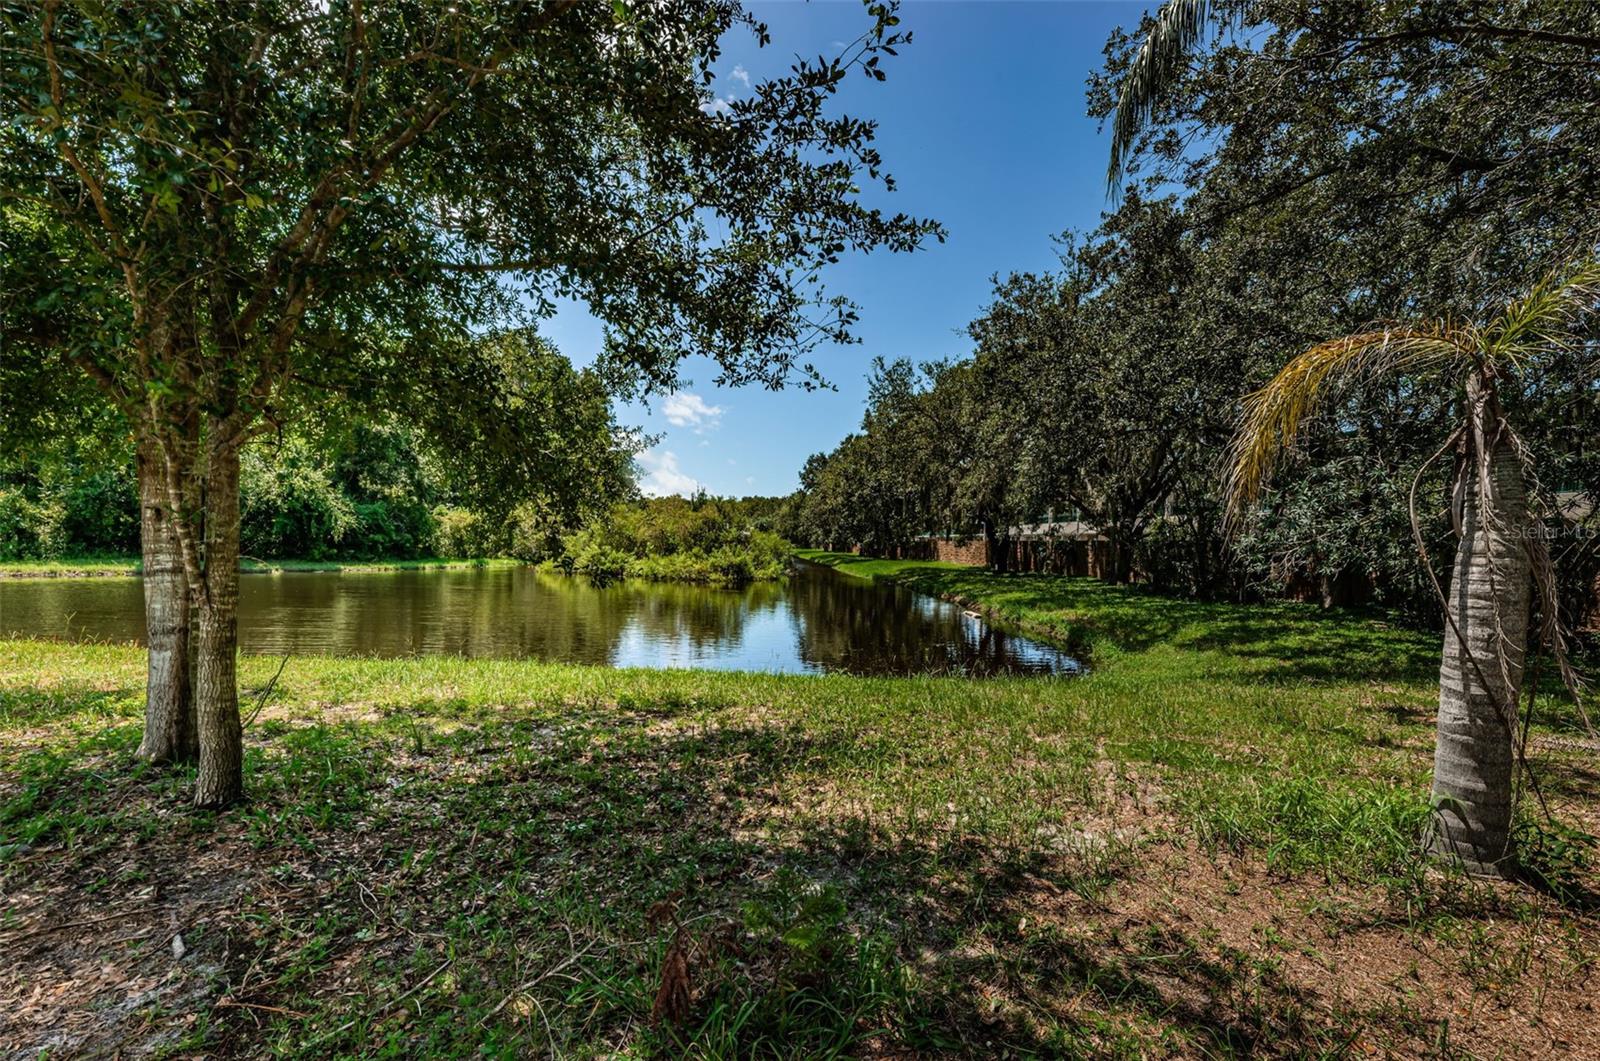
[1222,328,1469,525]
[1107,0,1221,194]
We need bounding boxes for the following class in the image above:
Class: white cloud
[699,95,733,116]
[661,392,724,432]
[729,64,750,88]
[636,450,701,497]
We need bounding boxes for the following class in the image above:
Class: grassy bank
[0,556,520,580]
[0,555,142,578]
[800,548,1402,665]
[2,563,1597,1057]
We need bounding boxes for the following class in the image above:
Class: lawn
[2,560,1596,1057]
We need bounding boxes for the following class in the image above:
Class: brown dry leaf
[645,891,682,931]
[650,930,693,1028]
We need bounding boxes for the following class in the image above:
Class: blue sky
[542,1,1145,497]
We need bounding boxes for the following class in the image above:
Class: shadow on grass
[225,705,1471,1055]
[5,680,1588,1057]
[0,684,140,729]
[857,563,1440,685]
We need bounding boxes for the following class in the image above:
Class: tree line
[785,0,1600,632]
[1,332,635,564]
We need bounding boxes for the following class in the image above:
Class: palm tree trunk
[135,436,195,763]
[1427,375,1531,875]
[193,438,244,808]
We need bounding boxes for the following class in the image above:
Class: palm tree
[1106,0,1218,193]
[1224,260,1599,876]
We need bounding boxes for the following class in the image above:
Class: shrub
[559,499,795,586]
[0,487,67,560]
[570,540,632,583]
[430,506,494,559]
[505,500,569,563]
[60,469,138,555]
[348,500,433,560]
[240,443,357,560]
[0,456,135,561]
[745,530,793,580]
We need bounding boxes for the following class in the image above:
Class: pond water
[0,560,1078,677]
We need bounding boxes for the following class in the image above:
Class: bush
[570,539,632,583]
[560,498,795,586]
[707,545,755,585]
[240,443,357,560]
[430,506,503,559]
[745,530,793,580]
[505,500,569,563]
[0,487,67,560]
[348,500,433,560]
[0,453,136,561]
[60,469,138,555]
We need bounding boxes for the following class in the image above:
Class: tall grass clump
[1181,771,1434,881]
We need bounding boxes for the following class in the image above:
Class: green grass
[0,555,143,578]
[0,555,520,580]
[2,560,1596,1057]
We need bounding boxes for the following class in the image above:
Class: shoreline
[0,557,521,581]
[2,555,796,588]
[795,548,1093,655]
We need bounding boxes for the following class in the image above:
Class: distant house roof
[921,493,1593,545]
[1013,520,1103,541]
[917,520,1104,543]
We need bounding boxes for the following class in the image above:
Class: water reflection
[0,561,1078,677]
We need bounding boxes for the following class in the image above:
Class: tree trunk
[1101,531,1133,584]
[135,436,195,763]
[193,439,244,808]
[1427,377,1530,876]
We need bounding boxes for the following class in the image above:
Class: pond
[0,560,1079,677]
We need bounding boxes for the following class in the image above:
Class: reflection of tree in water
[785,563,1071,676]
[14,565,1073,674]
[0,577,147,644]
[240,569,792,662]
[600,578,786,656]
[231,568,627,662]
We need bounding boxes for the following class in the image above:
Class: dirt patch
[2,828,261,1058]
[985,848,1600,1057]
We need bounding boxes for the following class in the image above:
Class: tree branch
[41,0,136,297]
